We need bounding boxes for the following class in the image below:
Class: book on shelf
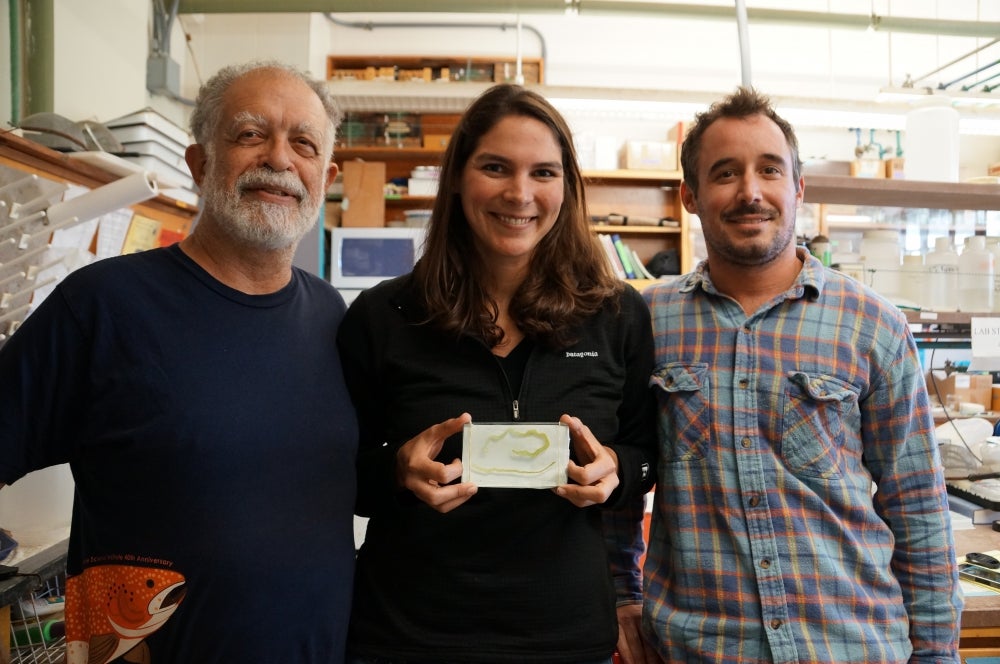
[630,248,656,279]
[597,233,626,279]
[611,234,637,279]
[597,232,657,282]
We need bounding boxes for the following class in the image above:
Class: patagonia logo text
[565,351,598,358]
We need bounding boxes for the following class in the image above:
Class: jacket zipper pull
[512,399,520,421]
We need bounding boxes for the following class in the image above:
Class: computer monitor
[329,226,427,303]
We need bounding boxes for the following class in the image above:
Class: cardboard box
[884,157,905,179]
[850,158,886,178]
[422,134,451,150]
[620,140,676,171]
[926,371,993,410]
[341,160,386,227]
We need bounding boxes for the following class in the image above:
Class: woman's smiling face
[460,114,565,276]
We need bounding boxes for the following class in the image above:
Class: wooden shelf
[584,169,683,183]
[804,175,1000,211]
[590,224,681,235]
[328,55,543,85]
[0,132,197,237]
[336,146,444,158]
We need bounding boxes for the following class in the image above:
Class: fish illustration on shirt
[63,563,186,664]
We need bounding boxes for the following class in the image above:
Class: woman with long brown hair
[337,83,656,664]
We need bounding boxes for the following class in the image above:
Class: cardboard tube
[45,171,158,227]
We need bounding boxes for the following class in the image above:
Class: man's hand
[616,603,660,664]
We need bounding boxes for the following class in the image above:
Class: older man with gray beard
[0,61,359,663]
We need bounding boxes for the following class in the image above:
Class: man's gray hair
[189,60,342,159]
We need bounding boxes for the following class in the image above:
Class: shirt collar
[681,245,824,300]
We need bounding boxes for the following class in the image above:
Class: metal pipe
[179,1,1000,39]
[8,0,22,126]
[939,59,1000,90]
[962,68,1000,92]
[908,38,1000,86]
[324,14,548,63]
[24,0,54,114]
[734,0,751,87]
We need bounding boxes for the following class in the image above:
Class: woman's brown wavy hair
[412,84,621,350]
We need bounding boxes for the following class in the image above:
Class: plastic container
[924,236,959,312]
[403,209,431,228]
[860,230,901,299]
[958,235,994,313]
[988,237,1000,312]
[904,104,960,182]
[899,254,925,308]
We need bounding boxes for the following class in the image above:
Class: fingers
[397,413,477,513]
[616,603,659,664]
[412,477,478,514]
[555,414,620,507]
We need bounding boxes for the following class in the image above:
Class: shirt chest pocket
[650,363,710,462]
[781,371,861,479]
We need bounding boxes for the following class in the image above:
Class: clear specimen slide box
[461,422,570,488]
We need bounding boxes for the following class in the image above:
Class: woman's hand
[554,414,620,507]
[396,412,477,513]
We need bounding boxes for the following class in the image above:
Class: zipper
[512,399,520,421]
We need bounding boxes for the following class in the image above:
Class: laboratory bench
[955,524,1000,655]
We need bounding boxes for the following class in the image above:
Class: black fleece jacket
[337,273,656,663]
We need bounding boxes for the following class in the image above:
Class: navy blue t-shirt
[0,245,358,663]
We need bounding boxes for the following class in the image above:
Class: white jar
[860,230,901,300]
[899,254,925,308]
[987,237,1000,312]
[923,236,959,312]
[958,235,994,313]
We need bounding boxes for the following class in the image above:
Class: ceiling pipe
[939,59,1000,91]
[8,0,22,126]
[176,1,1000,39]
[324,14,548,63]
[734,0,751,87]
[906,39,1000,87]
[962,68,1000,93]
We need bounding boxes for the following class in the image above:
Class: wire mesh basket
[7,573,65,664]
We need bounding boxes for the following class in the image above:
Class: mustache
[722,203,775,220]
[235,169,308,201]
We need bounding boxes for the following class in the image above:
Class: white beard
[199,166,321,251]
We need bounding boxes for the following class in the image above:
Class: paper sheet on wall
[968,317,1000,372]
[49,184,97,250]
[28,247,95,313]
[95,208,136,258]
[121,214,162,254]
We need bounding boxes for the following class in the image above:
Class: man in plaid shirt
[611,87,962,664]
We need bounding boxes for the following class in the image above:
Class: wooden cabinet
[328,55,543,85]
[333,146,441,226]
[583,168,691,275]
